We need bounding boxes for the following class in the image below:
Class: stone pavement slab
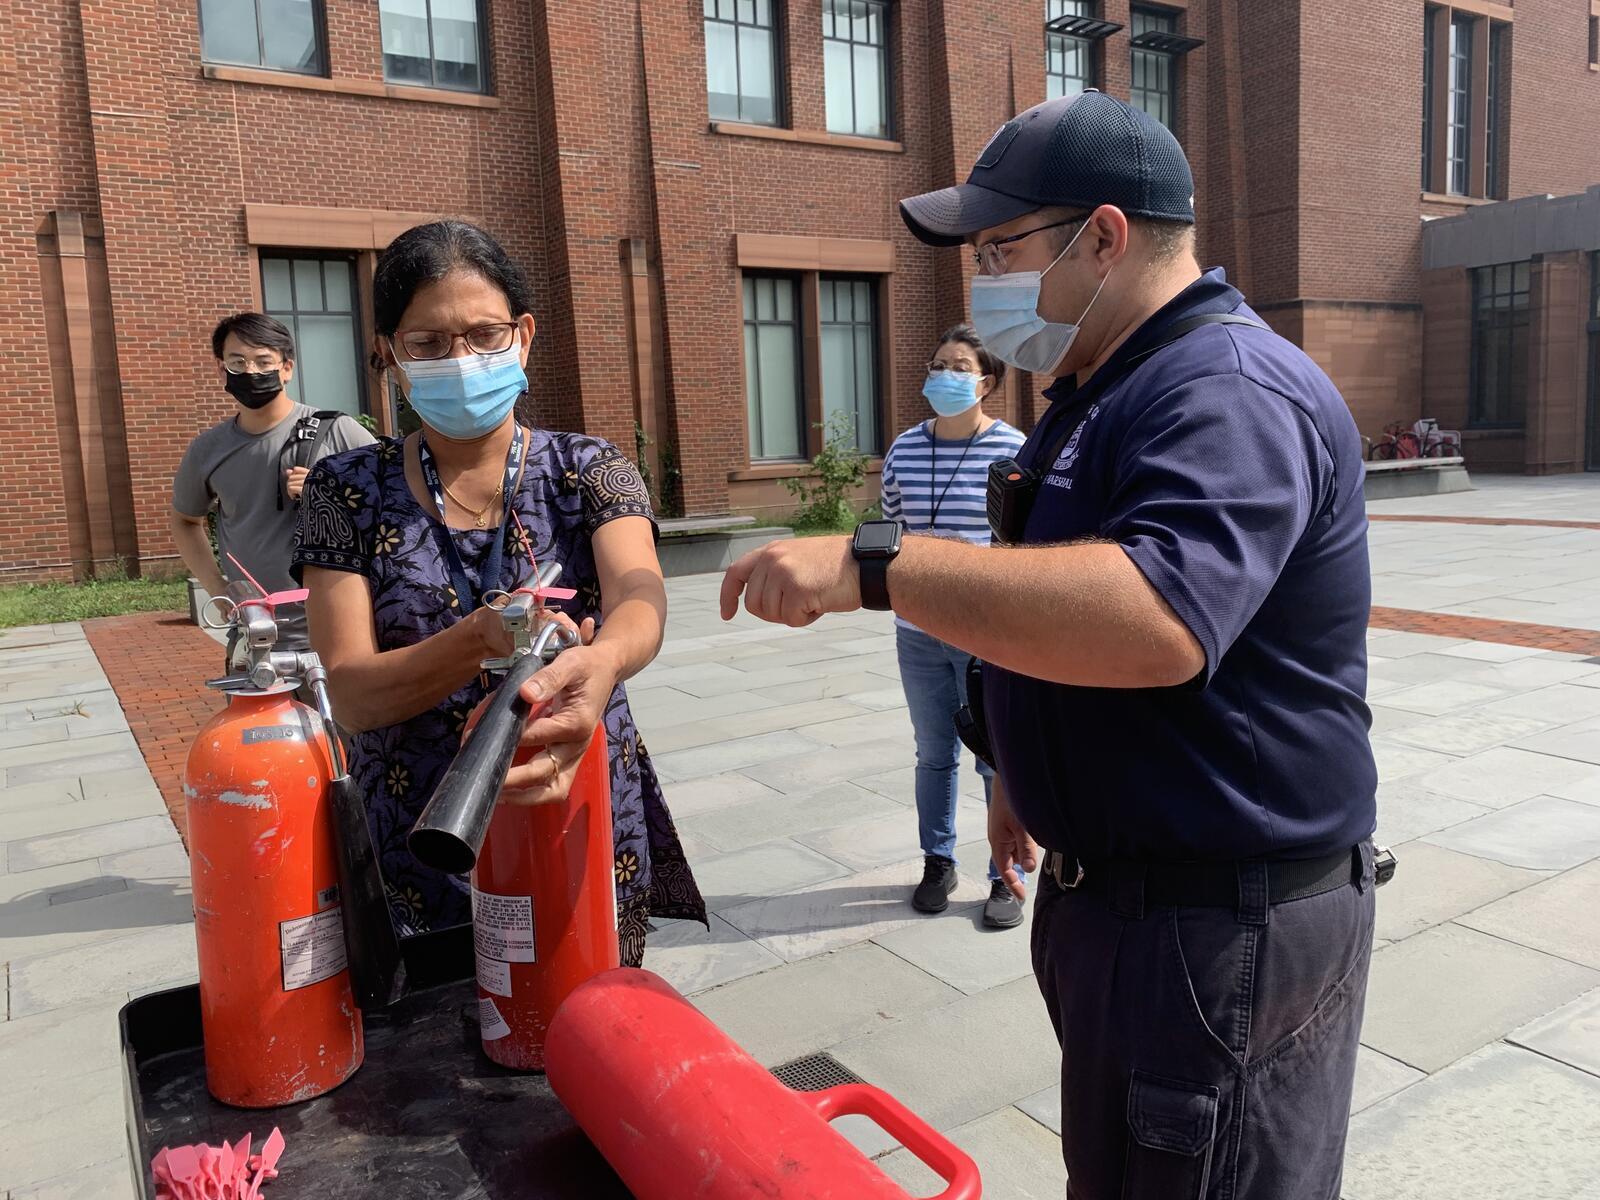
[1419,745,1600,809]
[793,797,989,872]
[677,780,901,853]
[877,1105,1068,1199]
[1373,781,1489,845]
[1514,713,1600,765]
[829,976,1060,1131]
[873,901,1033,996]
[640,914,783,997]
[717,853,990,962]
[685,838,849,908]
[1360,923,1599,1072]
[1380,709,1549,756]
[1423,794,1600,870]
[9,922,197,1019]
[1342,1043,1600,1200]
[1373,841,1548,943]
[1507,985,1600,1078]
[1349,1046,1426,1114]
[1456,859,1600,969]
[688,941,960,1068]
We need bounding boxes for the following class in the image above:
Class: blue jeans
[895,624,1019,883]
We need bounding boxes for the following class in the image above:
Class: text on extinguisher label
[479,996,511,1041]
[279,906,347,991]
[471,888,536,963]
[476,955,512,997]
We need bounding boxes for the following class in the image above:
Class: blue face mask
[396,341,525,440]
[922,370,985,418]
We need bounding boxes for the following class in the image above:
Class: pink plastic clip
[151,1128,285,1200]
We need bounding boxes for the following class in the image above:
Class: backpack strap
[279,410,353,509]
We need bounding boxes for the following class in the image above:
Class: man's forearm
[886,535,1203,688]
[171,517,226,595]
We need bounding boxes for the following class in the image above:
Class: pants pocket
[1121,1070,1220,1200]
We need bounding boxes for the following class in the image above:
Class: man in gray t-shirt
[172,313,375,655]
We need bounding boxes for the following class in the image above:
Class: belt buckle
[1049,851,1085,889]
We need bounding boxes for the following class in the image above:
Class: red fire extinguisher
[409,566,620,1070]
[547,968,984,1199]
[186,590,364,1107]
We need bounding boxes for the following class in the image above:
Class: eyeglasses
[925,362,984,376]
[222,357,283,375]
[395,322,518,361]
[972,217,1085,276]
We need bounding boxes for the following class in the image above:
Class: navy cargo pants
[1031,843,1376,1200]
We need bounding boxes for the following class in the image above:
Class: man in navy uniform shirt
[721,90,1378,1199]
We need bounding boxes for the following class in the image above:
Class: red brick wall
[1506,1,1600,200]
[7,0,1599,575]
[1527,252,1589,473]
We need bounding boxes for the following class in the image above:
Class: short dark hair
[1037,205,1194,263]
[937,323,1007,388]
[211,313,294,361]
[373,220,537,336]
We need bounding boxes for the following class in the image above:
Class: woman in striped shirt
[879,324,1028,929]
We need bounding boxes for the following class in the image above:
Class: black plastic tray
[119,926,631,1199]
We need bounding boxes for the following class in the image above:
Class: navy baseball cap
[900,91,1195,247]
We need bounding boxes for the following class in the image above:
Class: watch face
[855,522,900,553]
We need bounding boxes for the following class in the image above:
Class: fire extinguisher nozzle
[408,652,545,874]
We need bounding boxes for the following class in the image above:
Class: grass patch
[0,571,189,629]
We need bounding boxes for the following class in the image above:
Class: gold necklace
[438,476,503,529]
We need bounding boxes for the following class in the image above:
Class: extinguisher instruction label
[476,954,511,997]
[479,996,511,1041]
[279,906,347,991]
[471,888,536,963]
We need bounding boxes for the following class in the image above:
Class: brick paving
[1370,514,1600,532]
[82,610,224,843]
[1369,607,1600,656]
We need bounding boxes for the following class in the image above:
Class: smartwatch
[852,520,902,611]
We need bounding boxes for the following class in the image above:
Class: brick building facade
[5,0,1600,580]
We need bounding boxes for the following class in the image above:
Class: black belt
[1039,846,1361,908]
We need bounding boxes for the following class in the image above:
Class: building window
[706,0,780,126]
[199,0,324,74]
[379,0,486,93]
[1470,261,1530,429]
[823,0,889,138]
[1046,1,1096,98]
[1486,23,1505,200]
[261,254,366,416]
[1129,7,1178,129]
[1422,9,1436,191]
[1447,13,1473,195]
[1590,15,1599,68]
[819,277,880,455]
[743,275,804,460]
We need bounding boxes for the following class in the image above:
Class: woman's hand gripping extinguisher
[408,565,620,1070]
[187,589,401,1107]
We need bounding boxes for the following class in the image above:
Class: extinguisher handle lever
[408,650,546,874]
[806,1084,983,1200]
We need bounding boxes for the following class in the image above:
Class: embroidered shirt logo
[1051,403,1100,474]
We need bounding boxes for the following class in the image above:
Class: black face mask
[224,369,284,410]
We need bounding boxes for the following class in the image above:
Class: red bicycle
[1368,418,1461,461]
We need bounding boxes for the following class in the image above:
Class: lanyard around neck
[417,425,526,614]
[928,421,980,530]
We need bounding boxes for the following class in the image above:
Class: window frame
[378,0,493,95]
[1045,1,1099,99]
[741,272,807,463]
[1129,5,1180,131]
[1447,12,1474,196]
[704,0,785,128]
[817,273,884,457]
[1422,8,1436,191]
[823,0,892,139]
[1468,260,1532,431]
[197,0,328,76]
[1485,22,1503,200]
[259,250,371,418]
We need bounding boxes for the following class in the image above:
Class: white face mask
[969,222,1112,376]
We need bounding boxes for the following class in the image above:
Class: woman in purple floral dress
[293,221,703,965]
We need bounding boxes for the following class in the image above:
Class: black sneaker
[912,855,959,913]
[983,879,1025,929]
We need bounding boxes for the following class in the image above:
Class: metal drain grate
[770,1051,866,1092]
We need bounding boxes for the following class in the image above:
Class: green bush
[783,412,871,533]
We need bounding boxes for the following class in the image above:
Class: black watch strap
[859,556,891,611]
